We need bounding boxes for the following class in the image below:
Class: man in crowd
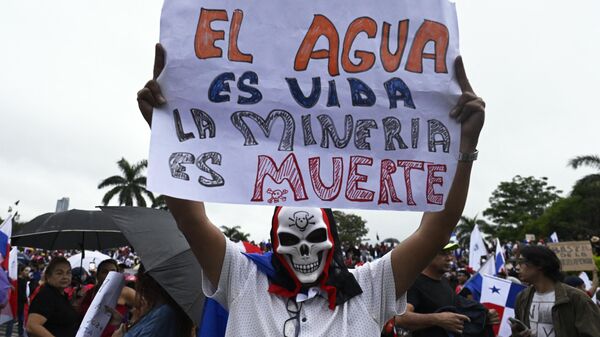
[395,242,498,336]
[137,43,485,335]
[511,245,600,337]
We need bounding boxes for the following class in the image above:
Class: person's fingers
[137,87,158,108]
[449,92,478,118]
[455,99,485,123]
[455,55,474,94]
[145,80,166,105]
[153,43,166,80]
[457,314,471,322]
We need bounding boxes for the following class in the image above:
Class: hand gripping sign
[76,272,125,337]
[148,0,461,211]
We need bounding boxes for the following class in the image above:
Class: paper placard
[547,241,596,272]
[148,0,461,211]
[76,271,126,337]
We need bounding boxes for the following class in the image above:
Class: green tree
[333,210,368,247]
[528,156,600,240]
[483,175,561,241]
[220,225,250,242]
[455,215,491,249]
[98,158,155,207]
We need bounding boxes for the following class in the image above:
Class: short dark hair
[97,259,118,273]
[520,245,563,282]
[44,256,71,282]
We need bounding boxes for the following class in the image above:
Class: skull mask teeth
[276,207,333,284]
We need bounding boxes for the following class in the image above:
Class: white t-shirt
[202,238,406,337]
[529,290,555,337]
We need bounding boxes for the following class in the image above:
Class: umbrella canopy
[382,238,400,245]
[100,206,205,326]
[68,250,112,272]
[12,209,128,250]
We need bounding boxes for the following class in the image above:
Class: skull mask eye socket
[278,232,300,246]
[306,228,327,243]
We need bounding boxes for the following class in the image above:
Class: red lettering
[252,154,308,201]
[397,160,425,206]
[345,156,374,202]
[308,157,343,201]
[378,159,402,205]
[426,164,446,205]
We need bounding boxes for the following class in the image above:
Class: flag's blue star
[490,285,501,294]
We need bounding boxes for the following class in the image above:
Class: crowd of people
[2,30,596,337]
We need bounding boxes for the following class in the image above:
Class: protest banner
[76,272,125,337]
[547,241,596,272]
[148,0,462,211]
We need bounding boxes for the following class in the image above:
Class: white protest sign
[149,0,461,211]
[76,272,125,337]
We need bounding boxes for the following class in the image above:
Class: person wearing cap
[395,242,498,337]
[396,242,500,337]
[564,272,598,298]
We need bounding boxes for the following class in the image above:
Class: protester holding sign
[138,40,483,337]
[79,260,135,337]
[137,1,485,335]
[109,265,192,337]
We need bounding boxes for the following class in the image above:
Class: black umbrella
[12,209,128,250]
[382,238,400,245]
[100,206,205,326]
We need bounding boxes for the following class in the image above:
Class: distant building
[56,197,70,212]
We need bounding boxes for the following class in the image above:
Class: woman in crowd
[80,259,136,337]
[111,265,193,337]
[26,257,80,337]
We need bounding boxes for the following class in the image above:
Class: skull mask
[275,207,333,284]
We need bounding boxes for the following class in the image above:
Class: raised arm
[390,56,485,297]
[137,44,226,287]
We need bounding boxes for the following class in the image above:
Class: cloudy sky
[1,0,598,243]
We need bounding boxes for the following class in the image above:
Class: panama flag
[0,215,14,325]
[495,238,505,275]
[463,273,526,337]
[0,215,13,270]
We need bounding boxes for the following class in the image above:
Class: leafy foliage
[333,210,368,247]
[527,157,600,240]
[220,225,250,242]
[98,158,155,207]
[483,175,561,241]
[455,215,491,249]
[568,155,600,170]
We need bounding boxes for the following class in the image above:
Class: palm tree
[98,158,154,206]
[455,215,491,249]
[220,225,250,242]
[569,154,600,197]
[569,155,600,170]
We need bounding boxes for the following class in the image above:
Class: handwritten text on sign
[547,241,596,272]
[148,0,461,211]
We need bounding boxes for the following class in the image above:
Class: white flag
[469,224,487,271]
[8,247,18,280]
[550,232,559,243]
